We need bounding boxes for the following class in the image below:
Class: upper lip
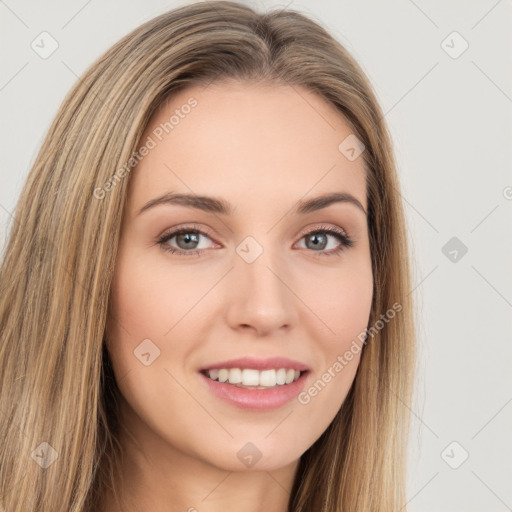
[200,356,310,372]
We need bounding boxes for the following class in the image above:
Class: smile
[201,368,303,389]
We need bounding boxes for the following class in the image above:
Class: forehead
[128,81,367,215]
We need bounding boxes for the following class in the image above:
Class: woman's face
[107,81,373,473]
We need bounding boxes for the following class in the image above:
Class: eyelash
[156,223,354,258]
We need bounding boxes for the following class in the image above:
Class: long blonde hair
[0,2,416,510]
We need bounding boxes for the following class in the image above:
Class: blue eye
[156,224,354,257]
[297,225,354,256]
[156,224,216,257]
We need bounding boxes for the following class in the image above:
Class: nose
[224,248,298,337]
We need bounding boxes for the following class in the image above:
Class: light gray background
[1,1,511,510]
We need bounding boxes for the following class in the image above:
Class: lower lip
[199,371,308,411]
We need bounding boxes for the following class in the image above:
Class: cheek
[330,266,373,342]
[299,247,373,346]
[297,253,372,409]
[106,246,176,381]
[295,275,371,426]
[105,249,202,438]
[109,246,203,342]
[106,243,217,396]
[330,263,373,368]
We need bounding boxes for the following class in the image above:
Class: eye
[295,224,354,257]
[156,224,354,257]
[157,224,217,256]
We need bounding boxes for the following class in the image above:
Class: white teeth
[241,369,260,386]
[259,369,276,387]
[276,368,286,385]
[228,368,242,384]
[206,368,303,388]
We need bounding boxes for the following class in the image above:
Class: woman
[0,1,416,511]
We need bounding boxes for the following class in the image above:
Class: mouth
[200,368,308,390]
[198,367,310,411]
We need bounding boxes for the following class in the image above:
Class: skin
[103,81,373,512]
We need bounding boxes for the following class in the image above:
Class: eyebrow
[137,191,367,217]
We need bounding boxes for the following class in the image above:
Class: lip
[199,356,310,372]
[199,369,309,411]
